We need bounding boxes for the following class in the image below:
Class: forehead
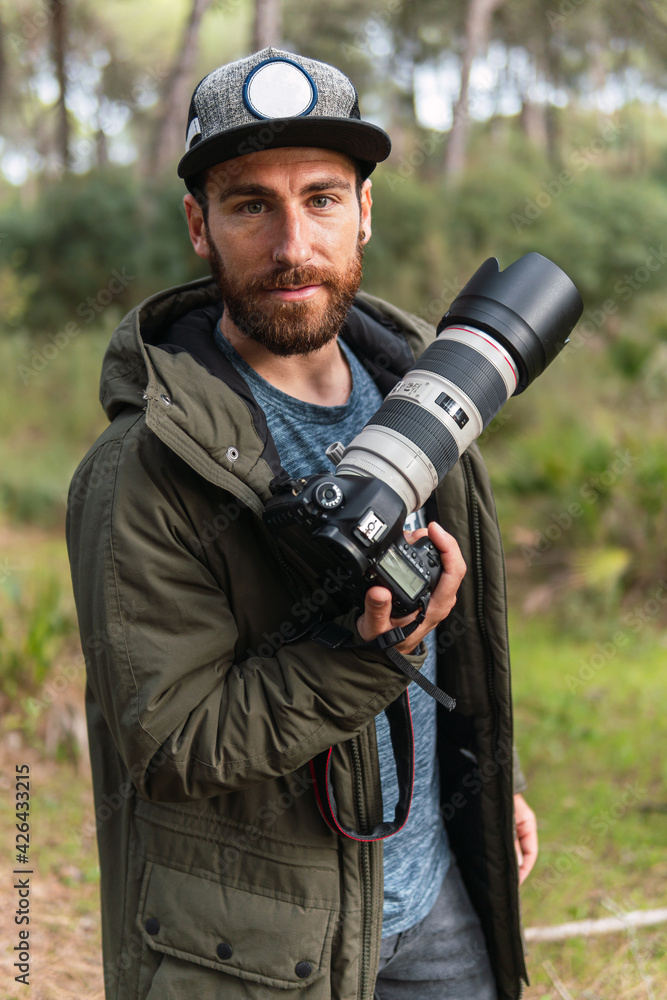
[205,147,358,195]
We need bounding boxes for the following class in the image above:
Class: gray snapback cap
[178,47,391,183]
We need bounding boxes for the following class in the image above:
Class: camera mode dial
[313,481,344,510]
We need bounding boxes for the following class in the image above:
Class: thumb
[365,586,392,624]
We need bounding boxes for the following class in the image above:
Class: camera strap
[305,617,457,712]
[290,616,456,841]
[309,691,414,842]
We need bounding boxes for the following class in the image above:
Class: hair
[186,156,366,226]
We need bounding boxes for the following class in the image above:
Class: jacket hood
[99,276,223,419]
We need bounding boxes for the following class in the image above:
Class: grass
[0,737,103,1000]
[511,613,667,997]
[513,614,667,913]
[524,930,667,999]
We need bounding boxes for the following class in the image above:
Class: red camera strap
[309,690,415,842]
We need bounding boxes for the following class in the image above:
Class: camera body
[264,253,583,620]
[264,473,440,616]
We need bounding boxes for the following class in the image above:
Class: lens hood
[438,253,583,393]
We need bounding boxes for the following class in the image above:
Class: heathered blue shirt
[215,325,450,936]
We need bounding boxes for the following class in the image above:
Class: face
[185,147,372,357]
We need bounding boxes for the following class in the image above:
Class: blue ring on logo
[242,58,318,120]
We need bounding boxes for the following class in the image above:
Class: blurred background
[0,1,666,997]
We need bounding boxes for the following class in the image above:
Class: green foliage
[361,122,667,319]
[0,168,207,334]
[0,571,73,702]
[0,330,109,526]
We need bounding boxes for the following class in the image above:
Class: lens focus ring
[415,338,509,428]
[368,398,459,481]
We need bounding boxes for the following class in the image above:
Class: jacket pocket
[137,862,338,995]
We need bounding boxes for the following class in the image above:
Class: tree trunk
[520,100,547,148]
[253,0,282,51]
[0,8,6,112]
[445,0,505,178]
[148,0,213,176]
[52,0,70,170]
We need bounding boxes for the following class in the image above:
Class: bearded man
[67,48,537,1000]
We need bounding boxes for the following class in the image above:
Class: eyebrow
[218,176,353,203]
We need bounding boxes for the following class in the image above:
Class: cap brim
[178,117,391,181]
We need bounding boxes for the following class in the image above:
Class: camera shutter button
[314,482,344,510]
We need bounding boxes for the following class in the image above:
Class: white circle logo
[243,59,318,120]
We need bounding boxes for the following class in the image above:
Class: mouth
[265,284,324,302]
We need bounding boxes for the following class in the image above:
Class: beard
[204,225,364,357]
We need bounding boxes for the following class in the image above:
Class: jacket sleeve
[67,413,422,803]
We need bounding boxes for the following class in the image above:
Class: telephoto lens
[263,252,583,618]
[335,253,583,513]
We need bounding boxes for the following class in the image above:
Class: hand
[356,522,466,655]
[514,793,538,885]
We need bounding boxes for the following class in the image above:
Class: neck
[219,312,352,406]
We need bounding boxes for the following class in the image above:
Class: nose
[272,206,313,268]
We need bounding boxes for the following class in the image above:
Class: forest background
[0,1,666,997]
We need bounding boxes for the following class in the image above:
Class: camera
[264,253,583,618]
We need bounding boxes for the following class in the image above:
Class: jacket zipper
[461,454,500,738]
[349,737,374,1000]
[270,527,376,997]
[461,452,526,1000]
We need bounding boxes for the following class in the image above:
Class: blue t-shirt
[215,325,450,936]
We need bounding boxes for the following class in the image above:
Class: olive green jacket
[66,277,528,1000]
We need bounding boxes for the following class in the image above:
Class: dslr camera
[264,253,583,618]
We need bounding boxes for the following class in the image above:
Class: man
[67,48,537,1000]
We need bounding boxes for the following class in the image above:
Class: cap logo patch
[243,57,318,120]
[186,116,201,151]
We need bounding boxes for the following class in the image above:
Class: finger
[403,527,428,544]
[420,526,465,617]
[514,796,539,885]
[428,522,467,576]
[516,824,539,884]
[358,582,421,643]
[518,842,537,884]
[356,586,393,642]
[365,584,393,617]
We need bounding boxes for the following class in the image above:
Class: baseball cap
[178,47,391,185]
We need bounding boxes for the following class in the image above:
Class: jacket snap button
[295,961,312,978]
[226,446,239,462]
[216,942,233,960]
[160,394,172,405]
[145,917,160,935]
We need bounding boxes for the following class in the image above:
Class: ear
[183,194,210,260]
[360,178,372,244]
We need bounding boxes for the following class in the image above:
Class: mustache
[256,265,335,292]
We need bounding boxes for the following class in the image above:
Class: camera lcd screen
[378,548,424,600]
